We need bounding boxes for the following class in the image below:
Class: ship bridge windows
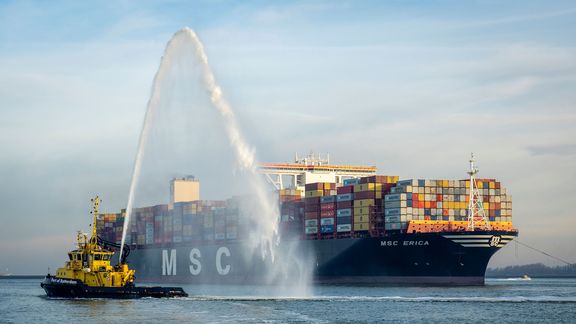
[68,253,72,261]
[94,254,102,261]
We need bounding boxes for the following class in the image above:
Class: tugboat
[41,196,188,298]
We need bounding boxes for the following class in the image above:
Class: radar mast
[467,153,491,231]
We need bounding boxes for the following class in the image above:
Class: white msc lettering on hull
[189,248,201,275]
[381,240,430,247]
[162,249,177,276]
[216,246,231,275]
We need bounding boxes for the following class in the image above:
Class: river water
[1,278,574,323]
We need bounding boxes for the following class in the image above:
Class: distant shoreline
[0,275,45,279]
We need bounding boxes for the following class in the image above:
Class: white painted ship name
[380,240,430,246]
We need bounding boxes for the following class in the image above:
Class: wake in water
[120,27,312,295]
[182,295,576,304]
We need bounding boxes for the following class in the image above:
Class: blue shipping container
[320,225,334,233]
[336,193,354,202]
[343,178,360,186]
[336,216,352,224]
[320,196,336,204]
[337,208,352,217]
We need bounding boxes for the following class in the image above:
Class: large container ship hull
[129,230,516,285]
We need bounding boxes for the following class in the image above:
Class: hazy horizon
[1,0,575,274]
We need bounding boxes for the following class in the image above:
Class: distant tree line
[487,263,576,277]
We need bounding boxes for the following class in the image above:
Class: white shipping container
[305,219,318,226]
[385,222,401,230]
[385,215,401,223]
[305,226,318,234]
[321,218,335,225]
[337,224,352,232]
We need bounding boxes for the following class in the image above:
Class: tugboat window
[95,254,102,260]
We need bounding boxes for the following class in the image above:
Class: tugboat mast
[91,196,100,241]
[467,153,491,231]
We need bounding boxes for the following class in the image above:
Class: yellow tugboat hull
[41,275,188,298]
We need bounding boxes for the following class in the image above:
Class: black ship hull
[40,275,188,298]
[128,230,517,286]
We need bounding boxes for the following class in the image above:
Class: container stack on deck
[304,183,337,239]
[384,178,513,232]
[352,176,399,236]
[335,179,355,235]
[98,175,513,246]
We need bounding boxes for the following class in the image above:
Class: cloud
[458,6,576,27]
[527,144,576,156]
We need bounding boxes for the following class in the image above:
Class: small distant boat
[522,274,531,280]
[40,196,188,298]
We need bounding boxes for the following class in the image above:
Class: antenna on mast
[467,153,491,231]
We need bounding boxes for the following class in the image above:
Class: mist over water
[120,27,312,295]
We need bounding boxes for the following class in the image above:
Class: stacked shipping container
[304,183,337,238]
[353,176,399,235]
[97,176,513,246]
[384,179,512,231]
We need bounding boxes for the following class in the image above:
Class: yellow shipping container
[353,183,384,192]
[354,207,372,215]
[354,215,370,223]
[354,222,370,231]
[386,176,399,183]
[353,199,376,208]
[305,190,324,198]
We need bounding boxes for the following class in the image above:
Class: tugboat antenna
[467,153,491,231]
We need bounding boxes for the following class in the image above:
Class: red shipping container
[337,200,353,209]
[320,210,335,218]
[305,211,320,219]
[337,185,354,194]
[355,191,375,200]
[320,203,335,211]
[305,204,320,212]
[305,183,324,191]
[360,175,393,184]
[305,197,321,204]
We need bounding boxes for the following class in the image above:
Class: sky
[0,0,575,274]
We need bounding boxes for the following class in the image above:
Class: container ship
[98,153,516,285]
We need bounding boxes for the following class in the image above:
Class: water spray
[120,28,311,294]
